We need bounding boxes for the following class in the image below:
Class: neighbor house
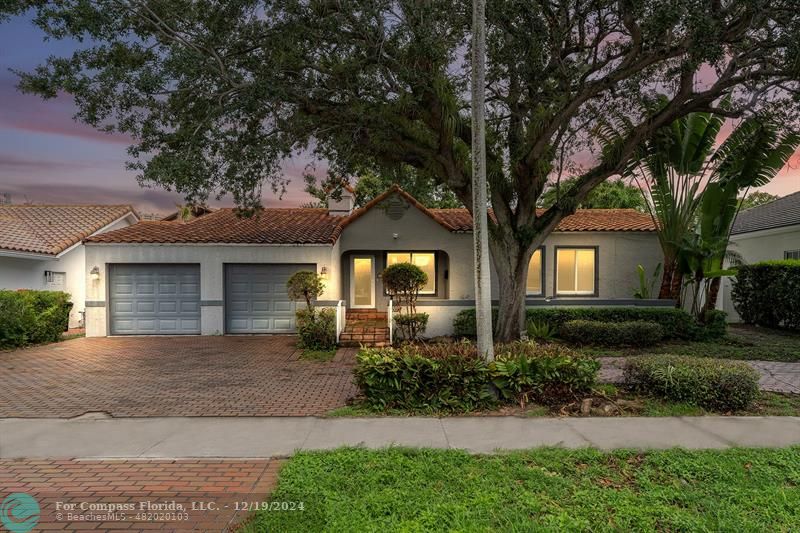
[720,191,800,321]
[83,186,663,339]
[0,204,139,328]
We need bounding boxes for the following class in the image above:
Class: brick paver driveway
[0,458,280,531]
[0,336,358,418]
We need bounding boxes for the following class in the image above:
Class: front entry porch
[339,308,390,347]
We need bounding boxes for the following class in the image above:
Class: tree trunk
[489,233,534,342]
[703,276,722,316]
[658,259,682,307]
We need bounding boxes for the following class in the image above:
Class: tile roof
[731,191,800,235]
[86,187,655,246]
[0,205,136,255]
[432,208,655,232]
[86,208,344,245]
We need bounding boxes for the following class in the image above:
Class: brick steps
[341,309,390,347]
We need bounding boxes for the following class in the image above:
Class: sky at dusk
[1,12,798,215]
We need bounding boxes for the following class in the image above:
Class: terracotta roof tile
[0,205,136,255]
[86,208,344,245]
[432,208,655,232]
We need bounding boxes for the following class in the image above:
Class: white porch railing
[387,298,393,346]
[335,300,346,344]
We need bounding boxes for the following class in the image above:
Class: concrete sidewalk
[3,415,800,458]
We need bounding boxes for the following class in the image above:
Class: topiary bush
[287,270,325,311]
[732,260,800,330]
[0,290,72,349]
[558,319,665,347]
[382,262,429,340]
[623,355,760,411]
[490,342,599,406]
[354,341,600,411]
[296,308,337,351]
[453,307,723,341]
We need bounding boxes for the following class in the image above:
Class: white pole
[471,0,494,361]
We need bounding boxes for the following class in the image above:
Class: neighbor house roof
[86,186,656,245]
[0,205,137,256]
[86,208,345,245]
[731,191,800,235]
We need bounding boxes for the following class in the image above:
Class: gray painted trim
[201,300,224,306]
[415,298,675,307]
[316,300,341,306]
[85,301,106,308]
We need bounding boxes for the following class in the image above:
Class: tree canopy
[538,178,646,211]
[739,191,779,210]
[5,0,800,339]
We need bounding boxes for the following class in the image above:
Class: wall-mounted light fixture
[90,266,101,281]
[392,233,399,240]
[320,266,328,280]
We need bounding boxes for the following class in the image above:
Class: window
[785,250,800,260]
[386,252,436,294]
[556,248,596,295]
[526,248,544,295]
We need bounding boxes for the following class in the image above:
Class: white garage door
[225,264,314,333]
[109,264,201,335]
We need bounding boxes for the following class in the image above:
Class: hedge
[296,308,337,351]
[732,260,800,330]
[623,355,760,411]
[453,307,723,341]
[0,290,72,349]
[558,320,665,347]
[354,341,599,411]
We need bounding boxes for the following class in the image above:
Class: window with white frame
[785,250,800,260]
[526,248,544,295]
[555,248,596,295]
[386,252,437,294]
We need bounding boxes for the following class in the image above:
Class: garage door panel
[225,263,314,333]
[110,264,201,335]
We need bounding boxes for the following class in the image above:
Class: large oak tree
[5,0,800,340]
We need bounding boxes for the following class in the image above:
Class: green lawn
[300,348,337,362]
[575,324,800,362]
[243,447,800,532]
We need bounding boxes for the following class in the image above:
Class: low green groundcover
[243,447,800,532]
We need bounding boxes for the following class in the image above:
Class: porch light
[90,266,101,281]
[320,266,328,280]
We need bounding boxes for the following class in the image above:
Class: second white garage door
[225,263,315,333]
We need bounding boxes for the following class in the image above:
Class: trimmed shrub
[393,313,429,341]
[0,290,72,349]
[623,355,760,411]
[296,308,337,351]
[354,341,600,411]
[355,342,492,411]
[286,271,325,310]
[558,320,665,347]
[382,262,428,340]
[732,260,800,330]
[491,342,599,406]
[453,307,723,341]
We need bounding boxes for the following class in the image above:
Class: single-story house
[720,191,800,321]
[83,186,664,339]
[0,204,139,328]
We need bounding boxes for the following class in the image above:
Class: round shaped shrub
[381,263,428,298]
[623,355,760,411]
[559,319,664,347]
[287,271,325,310]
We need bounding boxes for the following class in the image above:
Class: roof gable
[0,205,136,255]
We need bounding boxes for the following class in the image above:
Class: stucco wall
[84,243,339,336]
[720,225,800,321]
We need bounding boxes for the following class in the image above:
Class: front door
[350,256,375,308]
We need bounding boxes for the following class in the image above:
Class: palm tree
[633,111,725,304]
[471,0,493,359]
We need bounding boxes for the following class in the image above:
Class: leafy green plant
[296,308,337,351]
[623,355,759,411]
[732,260,800,330]
[633,263,662,299]
[490,342,599,407]
[526,320,556,342]
[559,320,665,347]
[0,290,72,349]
